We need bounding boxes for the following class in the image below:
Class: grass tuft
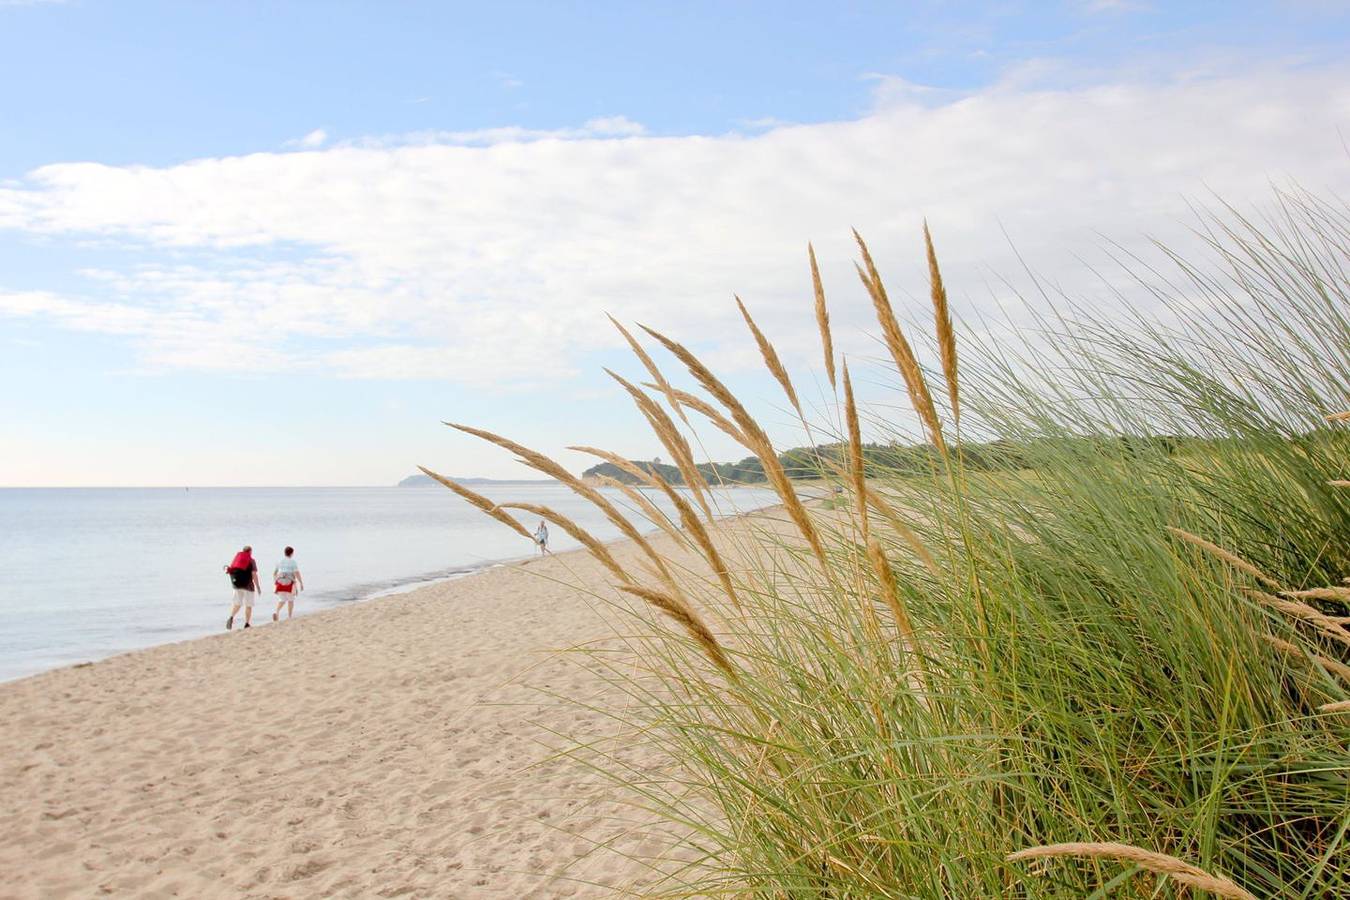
[437,189,1350,896]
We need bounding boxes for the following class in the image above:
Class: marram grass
[434,190,1350,897]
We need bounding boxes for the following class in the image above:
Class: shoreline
[4,487,786,686]
[0,554,528,687]
[0,545,564,688]
[0,502,783,897]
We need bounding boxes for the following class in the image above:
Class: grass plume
[1167,527,1283,589]
[619,584,738,682]
[1249,590,1350,646]
[646,470,742,611]
[736,294,802,419]
[496,501,634,585]
[446,422,679,588]
[842,360,868,537]
[608,314,689,425]
[591,473,692,551]
[644,384,750,449]
[417,466,534,543]
[1007,842,1258,900]
[604,368,714,520]
[1263,634,1350,682]
[853,229,947,454]
[924,221,960,427]
[639,324,832,573]
[809,242,836,391]
[866,536,915,643]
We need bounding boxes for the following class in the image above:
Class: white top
[275,557,299,583]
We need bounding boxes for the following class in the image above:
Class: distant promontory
[398,474,552,487]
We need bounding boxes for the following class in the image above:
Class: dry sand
[0,513,759,899]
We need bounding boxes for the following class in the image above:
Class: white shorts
[232,588,255,608]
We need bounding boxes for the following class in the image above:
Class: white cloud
[285,128,329,149]
[1,65,1348,390]
[738,116,794,131]
[363,114,647,147]
[1083,0,1149,12]
[861,74,963,109]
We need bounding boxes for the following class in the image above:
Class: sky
[1,1,1348,486]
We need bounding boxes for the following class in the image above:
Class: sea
[0,483,779,682]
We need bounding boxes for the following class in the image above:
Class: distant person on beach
[534,520,550,555]
[272,546,304,621]
[224,545,260,630]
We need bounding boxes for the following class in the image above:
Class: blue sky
[2,1,1349,485]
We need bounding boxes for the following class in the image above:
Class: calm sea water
[0,484,778,682]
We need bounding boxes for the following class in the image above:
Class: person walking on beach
[534,519,550,555]
[224,545,260,630]
[272,546,304,622]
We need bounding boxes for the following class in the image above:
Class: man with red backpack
[224,545,260,630]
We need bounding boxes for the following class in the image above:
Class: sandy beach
[0,513,745,898]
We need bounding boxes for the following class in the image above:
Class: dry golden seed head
[1328,480,1350,488]
[448,422,571,482]
[653,385,751,450]
[592,474,692,551]
[608,313,689,425]
[417,467,536,543]
[447,422,678,585]
[863,487,940,578]
[1325,410,1350,422]
[842,361,869,538]
[1006,842,1256,900]
[647,470,741,611]
[569,445,661,488]
[1165,527,1282,589]
[639,325,767,445]
[618,584,738,681]
[604,368,714,521]
[639,324,833,573]
[735,294,802,419]
[575,448,711,568]
[1281,586,1350,602]
[497,501,635,585]
[1264,633,1350,682]
[808,243,836,391]
[1247,590,1350,648]
[866,536,915,641]
[850,232,947,455]
[923,220,960,428]
[1318,699,1350,712]
[639,383,756,447]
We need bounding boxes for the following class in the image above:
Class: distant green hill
[581,436,1185,486]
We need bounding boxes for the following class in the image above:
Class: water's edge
[2,500,783,686]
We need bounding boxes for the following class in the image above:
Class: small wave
[309,557,523,605]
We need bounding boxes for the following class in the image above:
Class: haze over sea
[0,483,777,682]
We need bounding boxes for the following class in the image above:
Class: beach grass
[441,188,1350,896]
